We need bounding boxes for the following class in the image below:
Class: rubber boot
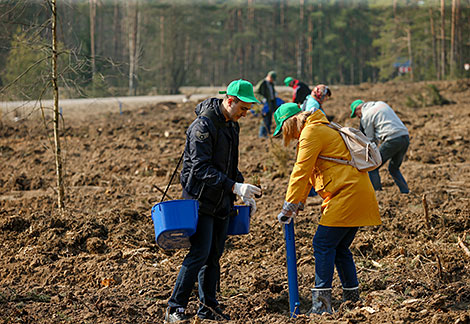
[342,287,360,303]
[308,288,332,315]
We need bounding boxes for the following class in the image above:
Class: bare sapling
[435,250,443,280]
[457,235,470,259]
[422,194,431,229]
[51,0,65,211]
[252,175,262,198]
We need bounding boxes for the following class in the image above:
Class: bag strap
[160,108,223,203]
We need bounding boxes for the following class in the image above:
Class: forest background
[0,0,469,100]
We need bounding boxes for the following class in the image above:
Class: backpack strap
[318,121,354,166]
[317,154,354,166]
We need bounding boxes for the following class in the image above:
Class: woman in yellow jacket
[273,103,381,314]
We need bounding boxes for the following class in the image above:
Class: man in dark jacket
[255,71,277,138]
[165,79,261,323]
[284,76,311,105]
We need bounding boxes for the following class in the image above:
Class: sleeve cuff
[224,179,236,193]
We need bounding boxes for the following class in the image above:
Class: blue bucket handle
[160,151,184,203]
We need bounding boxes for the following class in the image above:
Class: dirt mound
[0,81,469,323]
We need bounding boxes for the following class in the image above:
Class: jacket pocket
[314,172,332,192]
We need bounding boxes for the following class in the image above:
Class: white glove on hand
[233,183,261,199]
[277,211,294,224]
[277,201,299,225]
[242,196,257,217]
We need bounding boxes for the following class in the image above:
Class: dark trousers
[312,225,359,288]
[168,212,230,317]
[369,135,410,193]
[259,100,276,137]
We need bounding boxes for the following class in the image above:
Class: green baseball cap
[273,103,301,137]
[350,99,364,118]
[284,77,294,87]
[219,79,260,103]
[268,70,277,80]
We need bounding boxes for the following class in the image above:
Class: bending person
[350,100,410,193]
[273,103,381,314]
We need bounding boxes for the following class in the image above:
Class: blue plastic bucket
[227,205,251,235]
[151,199,199,250]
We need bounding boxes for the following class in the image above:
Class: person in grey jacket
[165,79,261,323]
[350,100,410,193]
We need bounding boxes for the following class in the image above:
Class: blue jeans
[259,110,273,137]
[168,212,230,317]
[369,135,409,193]
[312,225,359,288]
[259,100,276,138]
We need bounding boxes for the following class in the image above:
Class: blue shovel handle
[284,221,300,318]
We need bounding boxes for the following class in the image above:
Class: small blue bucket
[227,205,251,235]
[151,199,199,250]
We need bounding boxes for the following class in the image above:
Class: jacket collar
[305,109,329,126]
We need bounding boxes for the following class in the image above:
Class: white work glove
[242,196,257,217]
[277,201,299,225]
[233,182,261,199]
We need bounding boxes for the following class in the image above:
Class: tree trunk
[450,0,456,76]
[440,0,446,78]
[271,3,277,69]
[127,0,138,95]
[297,0,304,79]
[248,0,255,76]
[51,0,65,211]
[113,0,120,60]
[89,0,96,79]
[160,15,165,88]
[406,27,414,81]
[456,0,462,71]
[281,0,288,64]
[318,2,323,82]
[307,8,314,84]
[237,8,244,77]
[429,7,439,79]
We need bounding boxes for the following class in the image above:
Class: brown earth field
[0,80,469,324]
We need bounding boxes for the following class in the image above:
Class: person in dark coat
[255,71,277,137]
[165,79,261,323]
[284,76,311,105]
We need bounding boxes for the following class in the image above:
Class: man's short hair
[226,95,240,103]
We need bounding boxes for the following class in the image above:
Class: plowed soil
[1,80,469,324]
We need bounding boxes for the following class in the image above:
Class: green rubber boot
[342,287,361,303]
